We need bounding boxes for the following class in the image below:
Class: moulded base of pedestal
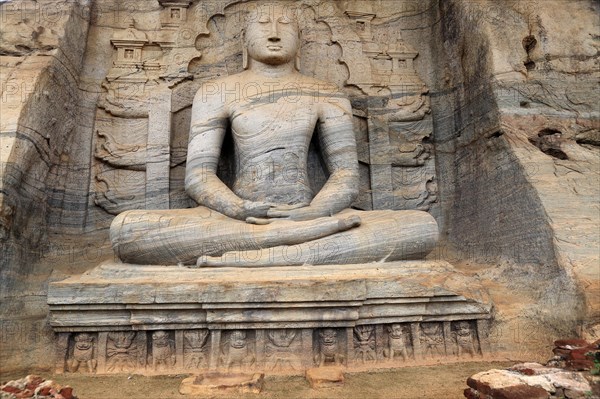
[48,260,493,375]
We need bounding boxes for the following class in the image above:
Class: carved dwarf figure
[383,324,410,361]
[315,328,344,366]
[68,333,97,373]
[353,325,376,363]
[222,330,255,371]
[183,330,210,369]
[420,323,445,358]
[453,322,477,358]
[266,329,301,371]
[150,331,175,370]
[106,331,137,373]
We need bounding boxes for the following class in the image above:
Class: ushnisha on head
[242,2,301,70]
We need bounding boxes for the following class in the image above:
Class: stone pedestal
[48,261,492,375]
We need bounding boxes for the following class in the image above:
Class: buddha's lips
[267,45,282,51]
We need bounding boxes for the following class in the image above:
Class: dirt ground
[2,362,515,399]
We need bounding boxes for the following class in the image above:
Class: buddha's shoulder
[194,73,243,96]
[296,74,343,93]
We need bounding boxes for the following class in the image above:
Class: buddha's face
[244,4,300,66]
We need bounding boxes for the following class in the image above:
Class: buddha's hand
[241,200,276,220]
[266,204,329,221]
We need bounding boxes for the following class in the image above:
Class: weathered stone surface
[306,366,345,388]
[179,372,264,395]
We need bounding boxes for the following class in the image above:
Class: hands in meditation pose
[109,3,438,267]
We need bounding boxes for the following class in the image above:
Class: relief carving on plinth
[67,333,97,374]
[383,324,412,362]
[420,323,446,359]
[452,321,480,358]
[183,330,210,369]
[106,332,140,373]
[265,329,302,371]
[353,325,376,364]
[221,330,256,371]
[149,330,176,371]
[315,328,345,367]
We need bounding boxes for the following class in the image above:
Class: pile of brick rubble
[1,375,75,399]
[465,339,600,399]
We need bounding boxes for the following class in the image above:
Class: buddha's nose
[268,21,281,42]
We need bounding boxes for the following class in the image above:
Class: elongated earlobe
[243,46,248,70]
[295,29,302,71]
[242,30,249,70]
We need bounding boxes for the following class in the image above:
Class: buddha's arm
[268,96,359,221]
[310,96,360,213]
[185,86,271,220]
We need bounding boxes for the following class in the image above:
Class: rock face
[0,0,598,374]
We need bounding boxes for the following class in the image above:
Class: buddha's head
[243,2,301,69]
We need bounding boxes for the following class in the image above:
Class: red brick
[59,386,74,399]
[492,385,549,399]
[2,385,21,394]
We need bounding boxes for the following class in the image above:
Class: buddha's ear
[294,28,301,71]
[242,30,249,70]
[243,47,249,70]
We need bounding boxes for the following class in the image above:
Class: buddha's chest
[228,98,319,143]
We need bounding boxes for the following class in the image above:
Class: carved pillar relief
[93,3,203,214]
[330,2,438,212]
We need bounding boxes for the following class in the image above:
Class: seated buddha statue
[109,3,438,267]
